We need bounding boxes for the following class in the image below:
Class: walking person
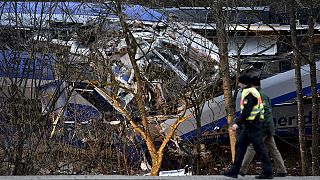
[221,74,273,179]
[239,76,287,177]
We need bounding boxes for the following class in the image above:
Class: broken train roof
[0,1,167,28]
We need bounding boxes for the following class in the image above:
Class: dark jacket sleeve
[261,92,275,135]
[236,93,258,126]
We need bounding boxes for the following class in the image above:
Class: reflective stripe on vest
[240,87,265,121]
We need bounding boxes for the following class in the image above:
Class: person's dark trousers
[230,125,273,176]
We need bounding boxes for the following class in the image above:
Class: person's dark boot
[220,169,238,178]
[238,171,246,177]
[255,174,274,179]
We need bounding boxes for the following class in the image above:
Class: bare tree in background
[306,1,320,175]
[0,1,225,176]
[214,0,236,162]
[289,0,309,175]
[0,1,147,175]
[110,1,208,175]
[1,0,320,176]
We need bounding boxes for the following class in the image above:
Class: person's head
[251,76,261,87]
[238,74,251,89]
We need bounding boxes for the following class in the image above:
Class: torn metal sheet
[228,36,278,56]
[152,48,188,82]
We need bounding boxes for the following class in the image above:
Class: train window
[279,60,292,72]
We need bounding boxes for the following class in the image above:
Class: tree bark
[149,153,163,176]
[290,1,309,175]
[194,101,205,175]
[215,1,236,162]
[307,8,319,176]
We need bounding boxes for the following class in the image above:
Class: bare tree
[105,1,205,175]
[306,1,319,175]
[289,0,309,175]
[214,0,236,162]
[0,1,146,175]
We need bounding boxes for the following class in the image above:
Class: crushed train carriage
[0,1,320,173]
[0,1,220,169]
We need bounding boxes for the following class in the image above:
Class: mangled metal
[64,19,222,121]
[0,2,223,173]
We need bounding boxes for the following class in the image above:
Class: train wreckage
[0,1,320,174]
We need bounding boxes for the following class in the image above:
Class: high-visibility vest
[240,87,264,121]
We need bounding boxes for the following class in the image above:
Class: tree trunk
[215,1,236,162]
[195,102,204,175]
[290,1,309,175]
[149,153,163,176]
[308,9,319,176]
[116,1,159,175]
[232,41,245,103]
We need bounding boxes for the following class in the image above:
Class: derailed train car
[0,2,220,169]
[1,2,320,173]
